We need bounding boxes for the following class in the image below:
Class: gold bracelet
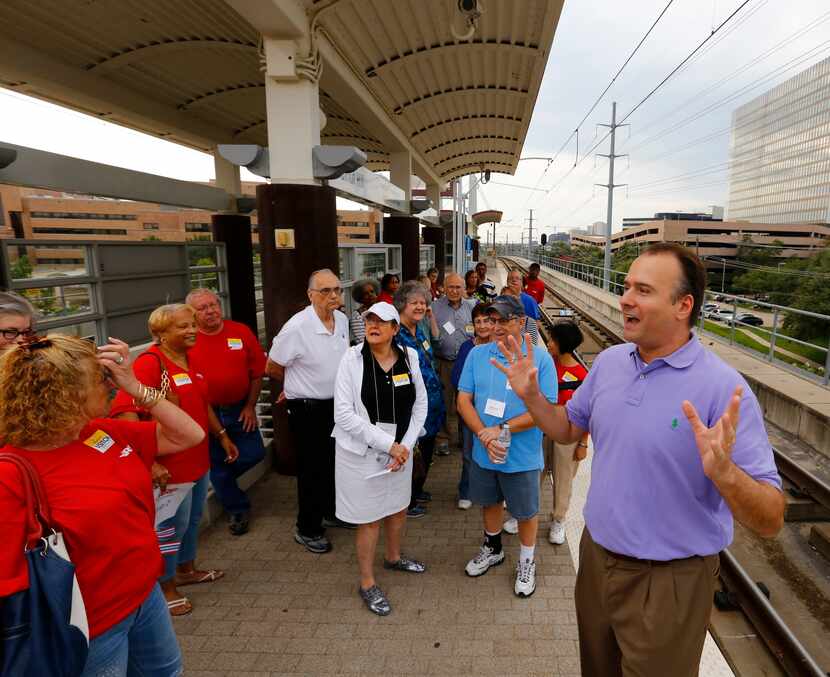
[217,428,227,437]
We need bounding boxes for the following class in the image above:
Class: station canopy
[0,0,563,184]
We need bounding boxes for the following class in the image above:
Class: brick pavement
[176,451,581,677]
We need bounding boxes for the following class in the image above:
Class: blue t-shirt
[520,292,540,320]
[451,338,476,389]
[458,340,557,473]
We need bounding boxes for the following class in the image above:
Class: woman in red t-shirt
[111,303,239,617]
[0,334,204,675]
[543,321,591,546]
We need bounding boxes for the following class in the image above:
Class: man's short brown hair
[641,243,706,327]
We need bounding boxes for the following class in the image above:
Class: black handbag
[0,454,89,677]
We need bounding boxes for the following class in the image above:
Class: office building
[727,56,830,224]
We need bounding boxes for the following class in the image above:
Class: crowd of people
[0,241,786,676]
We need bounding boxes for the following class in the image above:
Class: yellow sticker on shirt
[227,337,243,351]
[464,324,474,335]
[172,373,192,387]
[422,339,431,352]
[392,373,411,387]
[562,371,579,382]
[84,430,115,454]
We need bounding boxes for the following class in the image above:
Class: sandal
[176,569,225,586]
[167,597,192,617]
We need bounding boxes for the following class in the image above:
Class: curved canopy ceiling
[0,0,563,183]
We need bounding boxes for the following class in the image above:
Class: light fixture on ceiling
[451,0,484,42]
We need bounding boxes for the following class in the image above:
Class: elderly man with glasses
[457,295,558,598]
[0,291,36,353]
[266,268,351,553]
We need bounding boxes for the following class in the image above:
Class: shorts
[468,461,540,521]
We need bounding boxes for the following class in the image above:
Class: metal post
[721,259,726,292]
[768,309,778,362]
[595,102,627,292]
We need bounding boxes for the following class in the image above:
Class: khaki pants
[543,436,579,522]
[436,358,458,443]
[575,528,719,677]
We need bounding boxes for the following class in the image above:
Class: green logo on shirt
[671,417,679,430]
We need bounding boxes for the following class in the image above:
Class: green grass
[701,320,823,373]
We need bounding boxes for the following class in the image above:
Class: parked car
[714,295,728,302]
[712,310,736,324]
[702,303,720,319]
[735,313,764,327]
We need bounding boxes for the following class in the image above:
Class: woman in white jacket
[332,301,428,616]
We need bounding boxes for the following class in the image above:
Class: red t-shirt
[188,320,266,406]
[0,418,161,638]
[524,278,545,304]
[377,291,394,304]
[110,345,210,483]
[555,361,588,406]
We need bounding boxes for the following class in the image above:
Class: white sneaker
[514,559,536,597]
[457,499,472,510]
[465,544,505,577]
[503,517,518,535]
[549,520,566,545]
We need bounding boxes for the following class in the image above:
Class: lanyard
[370,352,396,427]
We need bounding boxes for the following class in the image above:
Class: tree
[9,254,32,280]
[142,235,161,242]
[783,247,830,342]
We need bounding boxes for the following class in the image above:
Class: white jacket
[332,343,428,457]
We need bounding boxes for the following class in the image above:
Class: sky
[1,0,828,242]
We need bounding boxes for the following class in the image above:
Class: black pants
[409,435,436,508]
[286,398,336,538]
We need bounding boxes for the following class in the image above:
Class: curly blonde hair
[148,303,195,344]
[0,334,99,447]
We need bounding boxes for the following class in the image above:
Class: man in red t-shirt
[187,289,267,535]
[523,262,545,305]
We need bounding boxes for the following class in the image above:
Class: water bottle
[494,424,511,464]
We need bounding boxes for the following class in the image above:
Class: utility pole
[525,209,535,246]
[595,101,628,291]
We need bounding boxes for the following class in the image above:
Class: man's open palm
[682,386,742,481]
[490,334,539,402]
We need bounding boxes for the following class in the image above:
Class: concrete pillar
[257,183,338,475]
[426,183,442,212]
[263,38,321,185]
[211,214,257,334]
[422,226,446,276]
[390,151,412,202]
[383,215,420,280]
[213,153,242,195]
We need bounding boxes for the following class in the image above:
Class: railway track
[500,256,829,677]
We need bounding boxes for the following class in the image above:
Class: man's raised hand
[490,334,539,402]
[682,385,742,483]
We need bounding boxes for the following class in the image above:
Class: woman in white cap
[332,301,428,616]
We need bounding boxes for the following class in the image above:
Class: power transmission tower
[524,209,535,246]
[595,101,628,291]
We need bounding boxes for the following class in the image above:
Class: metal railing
[1,238,228,345]
[498,244,830,386]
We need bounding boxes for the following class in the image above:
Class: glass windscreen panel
[6,245,89,280]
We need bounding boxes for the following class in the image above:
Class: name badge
[392,373,411,387]
[464,323,474,335]
[84,429,115,453]
[562,371,579,382]
[422,339,431,352]
[442,321,456,335]
[484,398,506,418]
[227,337,243,351]
[172,373,192,387]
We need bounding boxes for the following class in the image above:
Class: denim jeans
[81,583,182,677]
[458,422,473,500]
[209,400,266,515]
[156,472,209,582]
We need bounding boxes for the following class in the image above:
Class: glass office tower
[727,56,830,224]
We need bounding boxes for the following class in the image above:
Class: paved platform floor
[175,451,581,676]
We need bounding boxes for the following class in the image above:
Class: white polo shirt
[268,305,348,399]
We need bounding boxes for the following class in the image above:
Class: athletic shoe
[514,559,536,597]
[228,512,249,536]
[465,544,505,577]
[294,531,332,554]
[549,520,566,545]
[359,584,391,616]
[322,517,357,529]
[457,499,472,510]
[415,490,432,503]
[407,504,427,519]
[383,556,426,573]
[503,517,519,535]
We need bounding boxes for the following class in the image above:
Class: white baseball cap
[362,301,400,324]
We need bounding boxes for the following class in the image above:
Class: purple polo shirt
[566,335,781,560]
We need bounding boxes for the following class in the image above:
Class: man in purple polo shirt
[492,242,784,677]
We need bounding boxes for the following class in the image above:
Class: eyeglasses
[489,316,519,326]
[310,287,342,297]
[1,327,35,340]
[474,318,494,325]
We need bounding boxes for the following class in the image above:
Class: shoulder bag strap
[0,453,50,549]
[136,350,170,396]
